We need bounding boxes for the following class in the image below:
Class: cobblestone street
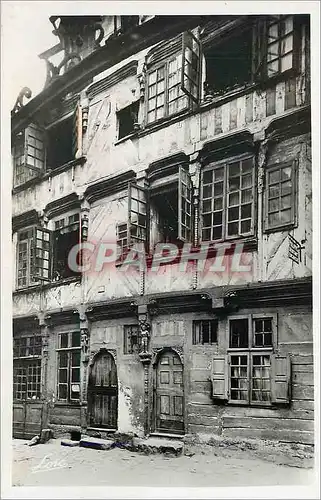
[12,439,315,488]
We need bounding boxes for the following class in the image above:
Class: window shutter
[178,165,193,242]
[128,182,148,248]
[24,124,45,172]
[252,17,268,80]
[271,354,291,404]
[31,227,51,282]
[211,355,229,401]
[72,102,83,159]
[181,30,202,105]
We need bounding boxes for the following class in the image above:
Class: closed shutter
[271,354,291,404]
[211,355,228,401]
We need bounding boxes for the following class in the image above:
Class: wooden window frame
[145,31,202,126]
[192,319,218,345]
[16,226,51,289]
[13,335,42,359]
[200,153,256,243]
[51,210,81,281]
[227,313,277,407]
[13,358,42,401]
[56,331,81,403]
[253,15,300,82]
[264,160,297,233]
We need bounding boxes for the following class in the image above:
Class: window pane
[59,369,68,383]
[60,333,68,348]
[281,53,293,72]
[251,354,271,403]
[230,355,248,401]
[230,319,249,348]
[58,385,67,399]
[72,332,81,347]
[58,351,68,368]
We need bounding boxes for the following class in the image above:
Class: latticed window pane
[13,335,42,357]
[201,157,254,241]
[266,163,295,229]
[230,355,249,402]
[129,184,147,247]
[13,360,41,400]
[251,354,271,402]
[124,325,140,354]
[266,15,295,77]
[57,331,81,402]
[253,318,273,347]
[116,223,128,259]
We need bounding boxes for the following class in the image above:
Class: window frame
[56,330,81,403]
[16,226,51,290]
[264,160,298,233]
[51,210,81,281]
[200,153,256,243]
[227,313,277,407]
[253,15,300,83]
[123,324,140,354]
[192,319,218,345]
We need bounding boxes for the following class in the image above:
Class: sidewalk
[12,438,315,488]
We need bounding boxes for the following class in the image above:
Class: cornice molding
[84,169,136,204]
[266,105,311,143]
[147,151,188,182]
[12,209,40,233]
[199,130,255,165]
[44,192,81,219]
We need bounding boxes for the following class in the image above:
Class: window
[146,31,201,124]
[52,212,80,280]
[265,161,296,231]
[193,320,218,345]
[204,27,253,96]
[228,315,274,405]
[57,331,81,402]
[253,15,299,81]
[13,336,42,357]
[16,227,50,289]
[124,325,140,354]
[13,334,42,400]
[13,124,45,187]
[118,166,193,258]
[201,156,255,242]
[12,103,82,187]
[117,101,139,139]
[46,116,74,170]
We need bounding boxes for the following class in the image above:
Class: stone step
[132,437,184,456]
[79,436,114,450]
[61,439,80,447]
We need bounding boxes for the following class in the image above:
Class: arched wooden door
[88,351,118,429]
[155,350,184,434]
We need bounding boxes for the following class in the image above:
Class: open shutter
[24,124,45,172]
[72,102,83,159]
[271,354,291,404]
[211,355,229,401]
[128,182,148,248]
[181,30,202,105]
[178,165,192,242]
[252,17,268,80]
[31,227,51,282]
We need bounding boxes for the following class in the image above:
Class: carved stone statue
[11,87,32,115]
[139,315,150,353]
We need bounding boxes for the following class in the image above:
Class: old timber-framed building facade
[11,15,313,447]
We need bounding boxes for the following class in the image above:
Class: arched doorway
[88,351,118,429]
[154,349,184,435]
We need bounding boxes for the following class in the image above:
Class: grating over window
[13,336,42,357]
[193,320,218,345]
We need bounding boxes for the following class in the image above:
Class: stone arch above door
[152,346,184,367]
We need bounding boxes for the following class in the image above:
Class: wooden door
[88,352,118,429]
[155,350,184,434]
